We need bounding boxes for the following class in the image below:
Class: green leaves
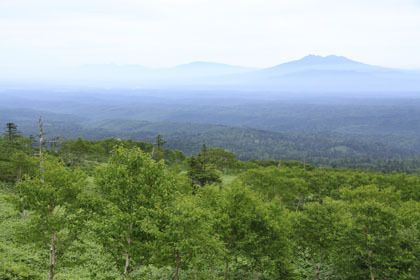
[6,135,420,279]
[293,198,348,279]
[18,157,86,213]
[187,144,222,189]
[200,182,294,279]
[14,156,90,280]
[238,166,308,209]
[158,195,223,277]
[334,186,415,279]
[94,146,178,276]
[0,135,36,183]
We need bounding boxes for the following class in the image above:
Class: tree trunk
[224,261,229,280]
[123,224,132,278]
[172,252,180,280]
[210,265,216,280]
[39,116,45,179]
[366,226,375,280]
[123,239,131,278]
[368,250,375,280]
[296,197,303,213]
[123,251,130,278]
[48,233,56,280]
[312,259,321,280]
[315,267,320,280]
[17,166,22,181]
[193,267,198,280]
[369,269,375,280]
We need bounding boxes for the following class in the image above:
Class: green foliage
[4,122,20,140]
[0,189,43,280]
[187,144,221,189]
[158,195,223,279]
[0,135,37,183]
[4,133,420,279]
[152,134,166,161]
[238,166,309,209]
[206,147,239,173]
[15,156,90,279]
[200,182,295,279]
[0,187,119,280]
[293,198,348,279]
[59,138,155,164]
[334,186,417,280]
[94,146,178,277]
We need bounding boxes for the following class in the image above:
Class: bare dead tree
[39,116,48,178]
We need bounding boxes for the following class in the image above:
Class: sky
[0,0,420,74]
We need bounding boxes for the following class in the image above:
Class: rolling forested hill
[2,89,420,171]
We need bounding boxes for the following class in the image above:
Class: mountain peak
[263,54,371,74]
[299,54,358,65]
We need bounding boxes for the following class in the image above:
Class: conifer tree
[4,122,19,140]
[187,144,221,189]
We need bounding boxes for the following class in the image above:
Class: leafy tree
[206,147,239,173]
[164,149,186,166]
[397,200,420,276]
[0,136,37,183]
[158,195,223,280]
[335,185,412,280]
[238,166,308,210]
[95,146,177,278]
[200,183,294,279]
[11,151,37,182]
[59,138,90,166]
[293,198,349,279]
[16,156,89,280]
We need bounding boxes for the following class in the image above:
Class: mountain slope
[262,55,388,74]
[225,55,420,92]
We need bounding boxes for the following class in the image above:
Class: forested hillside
[3,124,420,279]
[5,92,420,172]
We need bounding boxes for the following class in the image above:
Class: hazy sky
[1,0,420,71]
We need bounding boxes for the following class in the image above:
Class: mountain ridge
[3,55,419,92]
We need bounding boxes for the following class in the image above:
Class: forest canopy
[2,125,420,279]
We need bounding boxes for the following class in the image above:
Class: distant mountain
[6,55,418,92]
[73,61,255,84]
[165,61,256,77]
[262,55,388,75]
[224,55,420,92]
